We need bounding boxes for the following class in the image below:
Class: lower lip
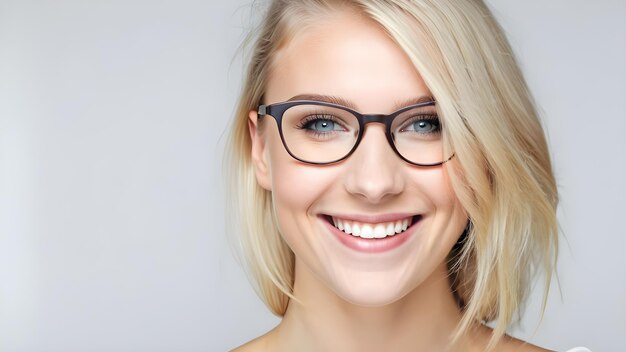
[322,216,420,254]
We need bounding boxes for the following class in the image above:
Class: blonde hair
[224,0,558,350]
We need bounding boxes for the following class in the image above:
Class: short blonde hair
[224,0,558,349]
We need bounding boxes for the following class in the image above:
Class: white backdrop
[0,0,624,351]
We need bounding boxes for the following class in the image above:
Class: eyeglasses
[257,100,455,166]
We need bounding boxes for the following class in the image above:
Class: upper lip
[322,213,419,223]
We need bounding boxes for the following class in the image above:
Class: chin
[330,275,414,307]
[339,291,407,308]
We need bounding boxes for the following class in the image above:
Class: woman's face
[249,12,468,306]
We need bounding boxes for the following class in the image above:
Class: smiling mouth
[323,215,421,239]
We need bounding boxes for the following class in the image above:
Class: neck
[269,258,482,352]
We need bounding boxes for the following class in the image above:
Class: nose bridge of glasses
[361,113,387,125]
[356,114,395,156]
[359,114,393,147]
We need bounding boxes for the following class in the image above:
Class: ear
[248,110,272,191]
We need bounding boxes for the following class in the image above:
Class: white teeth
[361,224,374,239]
[330,216,415,239]
[374,224,386,238]
[385,223,395,236]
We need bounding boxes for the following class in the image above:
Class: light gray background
[0,0,624,351]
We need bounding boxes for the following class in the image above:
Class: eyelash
[293,113,441,137]
[295,114,347,135]
[399,114,441,134]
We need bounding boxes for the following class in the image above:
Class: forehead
[265,11,432,114]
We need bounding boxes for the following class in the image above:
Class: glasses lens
[281,104,359,163]
[390,105,445,165]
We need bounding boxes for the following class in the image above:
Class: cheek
[408,166,467,256]
[265,131,336,231]
[264,133,346,269]
[410,166,461,210]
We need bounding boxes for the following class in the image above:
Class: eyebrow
[286,94,435,111]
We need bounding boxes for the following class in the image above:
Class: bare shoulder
[229,327,277,352]
[497,334,553,352]
[230,337,265,352]
[472,325,553,352]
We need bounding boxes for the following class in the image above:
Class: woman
[225,0,590,351]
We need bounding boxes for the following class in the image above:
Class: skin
[234,11,551,352]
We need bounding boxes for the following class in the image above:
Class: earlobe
[248,110,272,191]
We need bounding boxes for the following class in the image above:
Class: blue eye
[299,115,347,133]
[400,115,441,134]
[412,119,438,133]
[293,113,352,142]
[305,119,337,132]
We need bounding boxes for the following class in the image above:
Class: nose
[343,124,405,204]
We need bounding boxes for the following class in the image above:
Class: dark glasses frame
[257,99,455,166]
